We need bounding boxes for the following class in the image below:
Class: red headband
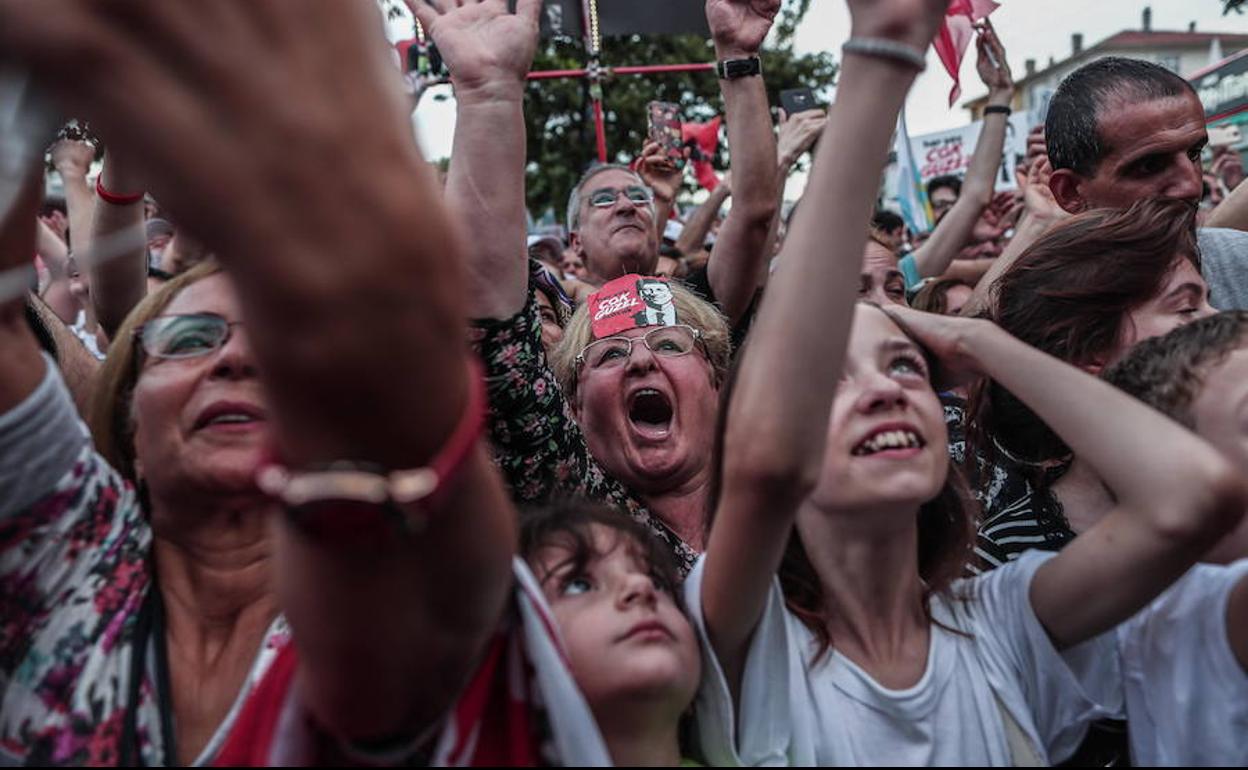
[587,274,680,339]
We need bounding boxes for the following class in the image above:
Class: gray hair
[565,163,648,233]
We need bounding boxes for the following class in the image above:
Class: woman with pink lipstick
[685,0,1248,765]
[0,255,290,765]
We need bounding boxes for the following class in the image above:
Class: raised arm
[675,182,731,258]
[87,149,147,338]
[413,0,541,321]
[759,108,827,273]
[702,0,780,324]
[638,139,686,241]
[49,138,96,258]
[963,155,1066,315]
[0,0,517,742]
[909,26,1012,281]
[700,0,950,688]
[0,170,49,413]
[887,307,1248,650]
[1206,158,1248,231]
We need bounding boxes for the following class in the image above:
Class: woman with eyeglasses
[0,2,527,763]
[0,255,285,765]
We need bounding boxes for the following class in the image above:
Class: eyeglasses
[135,312,244,360]
[586,185,654,209]
[575,325,703,370]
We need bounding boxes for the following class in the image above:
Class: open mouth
[628,388,674,437]
[852,428,926,456]
[194,403,266,431]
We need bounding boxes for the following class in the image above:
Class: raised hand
[638,140,686,204]
[879,304,994,389]
[845,0,953,54]
[974,21,1013,98]
[407,0,540,98]
[50,139,95,180]
[1023,156,1067,224]
[777,107,827,167]
[705,0,780,57]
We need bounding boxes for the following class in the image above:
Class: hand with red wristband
[95,148,145,206]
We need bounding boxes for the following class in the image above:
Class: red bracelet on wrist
[95,175,144,206]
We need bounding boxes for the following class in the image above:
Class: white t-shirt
[685,550,1121,766]
[1116,560,1248,767]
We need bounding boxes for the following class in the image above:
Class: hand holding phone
[647,101,685,169]
[780,87,818,117]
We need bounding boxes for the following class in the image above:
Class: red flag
[933,0,999,107]
[681,117,722,192]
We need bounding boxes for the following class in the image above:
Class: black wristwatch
[717,56,762,80]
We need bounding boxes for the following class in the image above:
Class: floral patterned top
[0,358,287,766]
[470,292,699,574]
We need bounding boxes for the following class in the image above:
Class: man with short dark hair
[925,174,962,221]
[1044,56,1248,309]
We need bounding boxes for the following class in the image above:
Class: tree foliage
[522,0,834,223]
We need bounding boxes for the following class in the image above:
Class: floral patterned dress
[0,359,286,766]
[471,292,699,574]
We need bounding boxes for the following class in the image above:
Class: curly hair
[1103,311,1248,428]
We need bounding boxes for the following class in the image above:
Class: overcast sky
[404,2,1248,168]
[793,1,1248,135]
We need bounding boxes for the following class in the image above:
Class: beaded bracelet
[842,37,927,72]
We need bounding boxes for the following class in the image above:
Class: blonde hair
[548,280,732,398]
[89,260,223,482]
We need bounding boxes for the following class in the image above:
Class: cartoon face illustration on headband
[635,278,676,326]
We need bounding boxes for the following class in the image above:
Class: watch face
[720,57,761,79]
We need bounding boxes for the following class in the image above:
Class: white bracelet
[842,37,927,72]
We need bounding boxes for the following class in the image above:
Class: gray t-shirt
[1199,227,1248,310]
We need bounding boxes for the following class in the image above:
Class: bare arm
[701,0,949,693]
[939,256,994,286]
[50,139,96,258]
[675,183,731,257]
[87,150,147,338]
[0,170,49,414]
[0,0,519,742]
[760,109,827,277]
[637,139,684,242]
[703,1,779,325]
[1206,168,1248,231]
[910,27,1012,280]
[890,308,1248,649]
[413,0,541,321]
[24,292,100,416]
[962,157,1065,316]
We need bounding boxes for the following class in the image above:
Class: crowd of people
[0,0,1245,766]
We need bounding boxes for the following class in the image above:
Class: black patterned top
[470,290,699,575]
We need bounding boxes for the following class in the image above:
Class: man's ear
[1048,168,1088,214]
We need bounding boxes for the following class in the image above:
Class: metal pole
[581,0,608,163]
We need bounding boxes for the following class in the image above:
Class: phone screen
[780,88,818,116]
[647,101,685,167]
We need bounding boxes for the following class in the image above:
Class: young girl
[683,0,1248,765]
[519,501,702,766]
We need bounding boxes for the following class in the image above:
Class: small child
[519,500,703,767]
